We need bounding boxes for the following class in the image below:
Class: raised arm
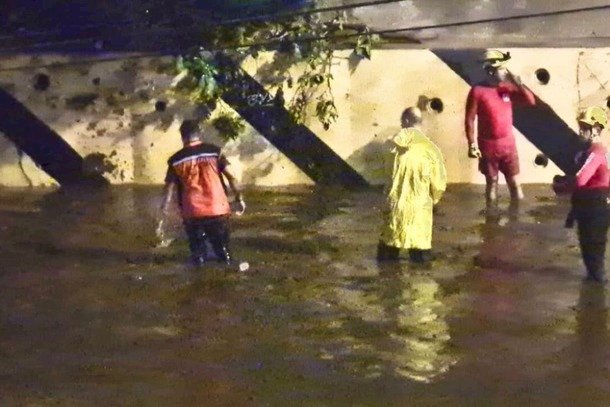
[507,72,536,106]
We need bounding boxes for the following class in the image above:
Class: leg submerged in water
[578,210,610,283]
[205,216,233,265]
[485,175,499,207]
[377,241,400,261]
[184,218,209,266]
[506,174,524,202]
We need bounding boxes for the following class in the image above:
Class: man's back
[388,128,446,205]
[166,143,230,218]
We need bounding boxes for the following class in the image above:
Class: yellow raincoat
[380,127,447,250]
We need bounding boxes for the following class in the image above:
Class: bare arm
[155,181,177,244]
[465,87,478,146]
[222,166,242,201]
[222,166,246,215]
[160,181,177,216]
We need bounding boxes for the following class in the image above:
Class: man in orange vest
[159,120,245,266]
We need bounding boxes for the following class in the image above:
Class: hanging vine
[170,8,378,138]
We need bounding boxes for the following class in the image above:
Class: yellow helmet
[579,106,608,129]
[482,49,510,68]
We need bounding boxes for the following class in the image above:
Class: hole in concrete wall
[429,98,444,113]
[155,100,167,112]
[82,152,116,176]
[92,77,101,86]
[606,97,610,109]
[534,153,549,167]
[535,68,550,85]
[33,73,50,91]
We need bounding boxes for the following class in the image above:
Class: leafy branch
[170,9,377,138]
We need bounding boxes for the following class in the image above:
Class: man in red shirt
[553,107,609,282]
[159,120,245,266]
[465,50,536,206]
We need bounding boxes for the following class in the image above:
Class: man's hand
[468,144,482,159]
[552,174,574,195]
[506,70,523,86]
[233,194,246,216]
[155,218,165,240]
[154,218,174,248]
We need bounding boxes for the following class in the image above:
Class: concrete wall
[0,48,608,187]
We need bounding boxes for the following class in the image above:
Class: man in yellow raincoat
[377,107,447,263]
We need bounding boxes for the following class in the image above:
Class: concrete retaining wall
[0,48,608,187]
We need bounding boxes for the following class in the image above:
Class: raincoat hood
[390,127,423,150]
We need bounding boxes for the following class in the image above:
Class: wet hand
[234,198,246,216]
[155,219,165,240]
[154,218,175,248]
[552,174,574,195]
[468,144,482,159]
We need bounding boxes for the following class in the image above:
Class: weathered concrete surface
[2,48,609,187]
[0,185,609,405]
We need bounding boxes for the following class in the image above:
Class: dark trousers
[376,241,432,263]
[183,215,231,264]
[575,206,610,281]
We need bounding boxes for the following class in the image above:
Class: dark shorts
[479,146,520,178]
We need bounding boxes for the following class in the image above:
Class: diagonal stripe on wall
[432,49,582,175]
[216,54,370,188]
[0,88,106,186]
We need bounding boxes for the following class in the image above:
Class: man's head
[578,106,607,141]
[401,107,423,128]
[180,119,201,145]
[482,49,510,83]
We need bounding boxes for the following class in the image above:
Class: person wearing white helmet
[465,50,536,207]
[553,107,610,282]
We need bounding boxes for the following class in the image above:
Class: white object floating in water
[238,262,250,272]
[155,238,175,248]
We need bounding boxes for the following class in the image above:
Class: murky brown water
[0,184,608,405]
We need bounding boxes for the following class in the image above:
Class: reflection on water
[311,265,457,383]
[573,283,609,380]
[391,275,455,382]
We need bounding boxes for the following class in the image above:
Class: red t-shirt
[165,143,231,219]
[465,82,536,155]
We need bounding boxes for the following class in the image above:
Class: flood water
[0,184,609,405]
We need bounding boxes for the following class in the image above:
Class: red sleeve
[575,150,603,188]
[465,87,478,144]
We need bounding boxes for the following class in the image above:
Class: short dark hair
[180,120,200,141]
